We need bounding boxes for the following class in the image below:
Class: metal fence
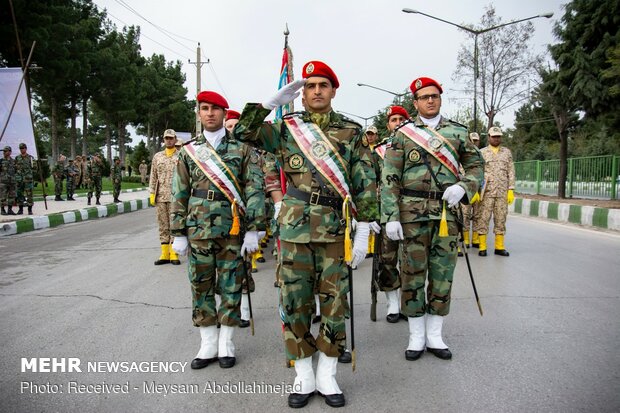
[514,155,620,199]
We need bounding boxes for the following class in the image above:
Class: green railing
[514,155,620,199]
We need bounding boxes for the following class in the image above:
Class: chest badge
[408,149,421,163]
[429,137,443,151]
[311,141,329,160]
[288,154,304,169]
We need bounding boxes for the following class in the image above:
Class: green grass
[32,177,146,197]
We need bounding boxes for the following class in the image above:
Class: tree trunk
[82,95,88,156]
[118,121,125,164]
[70,96,77,158]
[51,97,58,162]
[106,120,112,163]
[553,109,569,199]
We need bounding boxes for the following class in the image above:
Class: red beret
[226,110,240,121]
[197,91,229,109]
[387,105,410,120]
[409,77,443,95]
[302,60,339,89]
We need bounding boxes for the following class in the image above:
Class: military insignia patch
[415,79,422,89]
[409,149,421,163]
[288,154,304,169]
[311,141,328,159]
[362,135,369,147]
[429,137,442,151]
[306,63,314,74]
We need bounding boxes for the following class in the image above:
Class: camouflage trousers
[88,176,102,198]
[54,177,63,197]
[156,202,172,243]
[474,196,508,235]
[377,225,401,292]
[66,178,75,198]
[188,237,243,328]
[112,180,121,199]
[461,202,480,233]
[0,182,16,207]
[280,240,349,360]
[16,181,33,206]
[400,220,459,317]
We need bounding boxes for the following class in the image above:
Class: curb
[510,198,620,231]
[31,187,149,202]
[0,198,151,236]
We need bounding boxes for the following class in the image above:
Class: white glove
[258,231,266,240]
[240,231,259,256]
[172,236,189,256]
[273,201,282,220]
[386,221,404,241]
[442,184,466,208]
[350,222,370,268]
[262,79,306,110]
[351,218,357,231]
[369,221,381,234]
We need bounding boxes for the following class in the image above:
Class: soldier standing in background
[53,154,66,201]
[87,153,103,205]
[65,158,78,201]
[74,155,83,190]
[14,143,35,215]
[170,91,265,371]
[474,126,515,257]
[460,132,481,250]
[111,156,123,203]
[381,76,483,362]
[234,61,378,408]
[139,160,148,185]
[1,146,17,215]
[150,129,181,266]
[81,156,89,190]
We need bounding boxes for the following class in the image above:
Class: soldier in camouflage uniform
[139,160,148,185]
[65,158,78,201]
[381,77,483,362]
[87,153,103,205]
[111,156,123,203]
[1,146,17,215]
[52,154,66,201]
[150,129,181,266]
[15,143,36,215]
[460,133,481,249]
[170,91,265,371]
[474,126,515,257]
[74,155,83,189]
[234,61,378,409]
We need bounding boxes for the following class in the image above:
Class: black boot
[87,196,91,205]
[17,206,23,215]
[7,206,16,215]
[55,196,64,201]
[96,197,101,205]
[27,206,33,215]
[1,206,6,215]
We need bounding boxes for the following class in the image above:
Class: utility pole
[188,43,208,137]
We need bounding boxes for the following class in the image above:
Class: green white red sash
[398,123,460,177]
[185,142,246,215]
[374,143,387,159]
[284,116,356,213]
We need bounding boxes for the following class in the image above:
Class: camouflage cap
[488,126,503,137]
[163,129,176,138]
[113,156,120,161]
[364,125,378,134]
[19,143,27,149]
[3,145,11,152]
[175,138,184,147]
[469,132,480,141]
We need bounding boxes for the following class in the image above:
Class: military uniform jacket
[381,115,484,224]
[14,154,35,182]
[480,145,515,197]
[234,104,379,244]
[0,157,16,184]
[262,151,282,195]
[170,131,266,240]
[110,164,122,182]
[149,150,178,203]
[88,161,103,179]
[52,163,65,180]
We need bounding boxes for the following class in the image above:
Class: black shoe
[319,392,345,408]
[87,198,91,205]
[472,243,479,249]
[27,206,33,215]
[427,347,452,360]
[219,356,236,368]
[457,250,463,257]
[312,315,321,324]
[256,257,266,263]
[478,250,487,257]
[239,319,250,328]
[494,249,510,257]
[154,258,170,265]
[288,392,314,408]
[17,206,23,215]
[252,268,258,273]
[54,196,64,201]
[338,350,352,364]
[7,208,16,215]
[274,281,280,288]
[464,244,471,248]
[386,313,400,323]
[405,349,424,361]
[190,357,217,369]
[0,207,6,215]
[399,313,407,320]
[170,259,181,265]
[96,198,101,205]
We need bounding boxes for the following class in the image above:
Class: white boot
[196,326,218,359]
[407,316,426,351]
[385,290,400,315]
[218,325,236,368]
[425,314,452,360]
[316,352,345,407]
[293,356,316,395]
[240,293,250,320]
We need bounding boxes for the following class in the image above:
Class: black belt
[400,188,444,200]
[286,187,343,210]
[192,188,229,202]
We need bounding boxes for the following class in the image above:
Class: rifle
[370,228,381,322]
[456,206,483,316]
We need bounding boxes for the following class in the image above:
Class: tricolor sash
[185,142,246,215]
[373,142,388,159]
[398,123,460,177]
[284,116,356,213]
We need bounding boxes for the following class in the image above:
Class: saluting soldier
[474,126,515,256]
[381,76,483,362]
[87,153,103,205]
[234,61,378,408]
[14,143,36,215]
[0,146,17,215]
[170,91,265,371]
[150,129,182,266]
[111,156,123,203]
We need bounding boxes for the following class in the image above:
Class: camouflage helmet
[3,145,12,152]
[19,143,27,149]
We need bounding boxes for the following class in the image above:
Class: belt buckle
[207,190,215,201]
[309,191,320,206]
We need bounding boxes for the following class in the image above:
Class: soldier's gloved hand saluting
[241,231,260,256]
[442,184,466,208]
[172,236,189,255]
[386,221,404,241]
[351,222,370,268]
[262,79,306,110]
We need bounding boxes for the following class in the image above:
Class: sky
[93,0,567,138]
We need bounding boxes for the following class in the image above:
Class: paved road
[1,211,619,412]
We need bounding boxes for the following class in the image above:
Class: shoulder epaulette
[394,118,414,133]
[337,114,362,129]
[282,111,305,119]
[446,119,468,129]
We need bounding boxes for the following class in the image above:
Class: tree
[453,6,542,132]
